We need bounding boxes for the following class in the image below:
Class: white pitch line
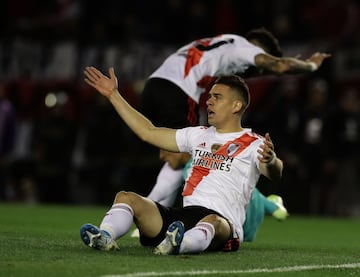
[100,262,360,277]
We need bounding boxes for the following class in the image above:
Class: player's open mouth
[207,110,214,117]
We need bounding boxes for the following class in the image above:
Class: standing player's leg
[140,78,199,206]
[147,162,184,206]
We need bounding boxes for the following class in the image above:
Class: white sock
[147,162,184,207]
[179,222,215,254]
[100,203,134,239]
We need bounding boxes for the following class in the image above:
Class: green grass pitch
[1,203,359,277]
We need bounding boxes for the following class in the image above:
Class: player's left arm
[258,133,283,181]
[254,52,331,74]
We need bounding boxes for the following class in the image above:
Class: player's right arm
[254,52,331,74]
[84,66,179,152]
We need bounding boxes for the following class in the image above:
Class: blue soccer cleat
[153,221,185,255]
[80,223,119,251]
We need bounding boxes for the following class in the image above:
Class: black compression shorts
[140,78,198,128]
[139,203,223,247]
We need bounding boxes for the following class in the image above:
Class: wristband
[267,153,277,166]
[309,62,317,72]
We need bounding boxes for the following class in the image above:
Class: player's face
[206,84,240,128]
[159,149,191,170]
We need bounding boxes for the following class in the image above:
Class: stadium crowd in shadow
[0,0,359,216]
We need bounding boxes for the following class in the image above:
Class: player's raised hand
[306,52,331,69]
[258,132,276,165]
[84,66,118,98]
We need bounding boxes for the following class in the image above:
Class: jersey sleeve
[242,45,265,65]
[226,39,265,67]
[176,126,205,153]
[176,127,192,153]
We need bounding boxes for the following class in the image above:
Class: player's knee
[202,214,230,235]
[114,191,141,206]
[200,214,228,230]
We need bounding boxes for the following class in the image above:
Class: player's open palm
[307,52,331,67]
[84,66,118,98]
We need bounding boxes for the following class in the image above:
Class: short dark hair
[214,75,250,112]
[245,27,283,57]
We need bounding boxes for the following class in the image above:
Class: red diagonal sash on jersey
[183,133,258,196]
[184,39,211,78]
[216,133,258,157]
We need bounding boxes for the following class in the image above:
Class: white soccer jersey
[176,126,264,241]
[150,34,264,103]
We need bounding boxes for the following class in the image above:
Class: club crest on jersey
[227,143,241,156]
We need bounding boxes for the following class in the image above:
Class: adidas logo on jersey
[197,142,206,148]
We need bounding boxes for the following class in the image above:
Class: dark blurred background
[0,0,359,216]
